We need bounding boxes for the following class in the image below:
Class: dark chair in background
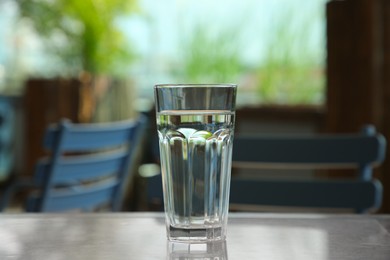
[230,126,386,213]
[0,115,147,212]
[144,125,386,213]
[0,96,16,182]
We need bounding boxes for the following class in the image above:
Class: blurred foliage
[15,0,138,76]
[177,25,242,84]
[255,6,325,104]
[174,3,325,105]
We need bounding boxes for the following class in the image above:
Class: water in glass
[157,109,234,241]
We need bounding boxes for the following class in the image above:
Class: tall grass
[255,4,325,104]
[175,1,325,105]
[177,24,243,84]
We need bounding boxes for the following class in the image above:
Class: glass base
[168,225,225,242]
[167,240,228,259]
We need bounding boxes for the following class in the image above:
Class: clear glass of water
[155,84,237,242]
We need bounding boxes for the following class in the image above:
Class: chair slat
[233,134,386,165]
[26,180,118,212]
[34,151,127,184]
[44,120,139,151]
[229,179,383,210]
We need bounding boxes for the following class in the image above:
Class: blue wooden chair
[0,96,15,182]
[0,115,147,212]
[230,126,386,213]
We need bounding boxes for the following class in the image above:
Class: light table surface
[0,212,389,259]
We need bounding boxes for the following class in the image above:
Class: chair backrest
[0,96,15,181]
[26,115,147,212]
[230,126,386,212]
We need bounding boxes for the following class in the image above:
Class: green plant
[177,24,243,83]
[255,4,325,104]
[174,2,325,105]
[15,0,138,76]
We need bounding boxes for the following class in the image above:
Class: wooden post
[380,0,390,213]
[24,78,82,177]
[326,0,389,212]
[326,0,384,132]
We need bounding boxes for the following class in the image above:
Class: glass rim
[154,83,237,89]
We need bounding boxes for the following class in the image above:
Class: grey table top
[0,212,389,260]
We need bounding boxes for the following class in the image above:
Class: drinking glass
[155,84,237,242]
